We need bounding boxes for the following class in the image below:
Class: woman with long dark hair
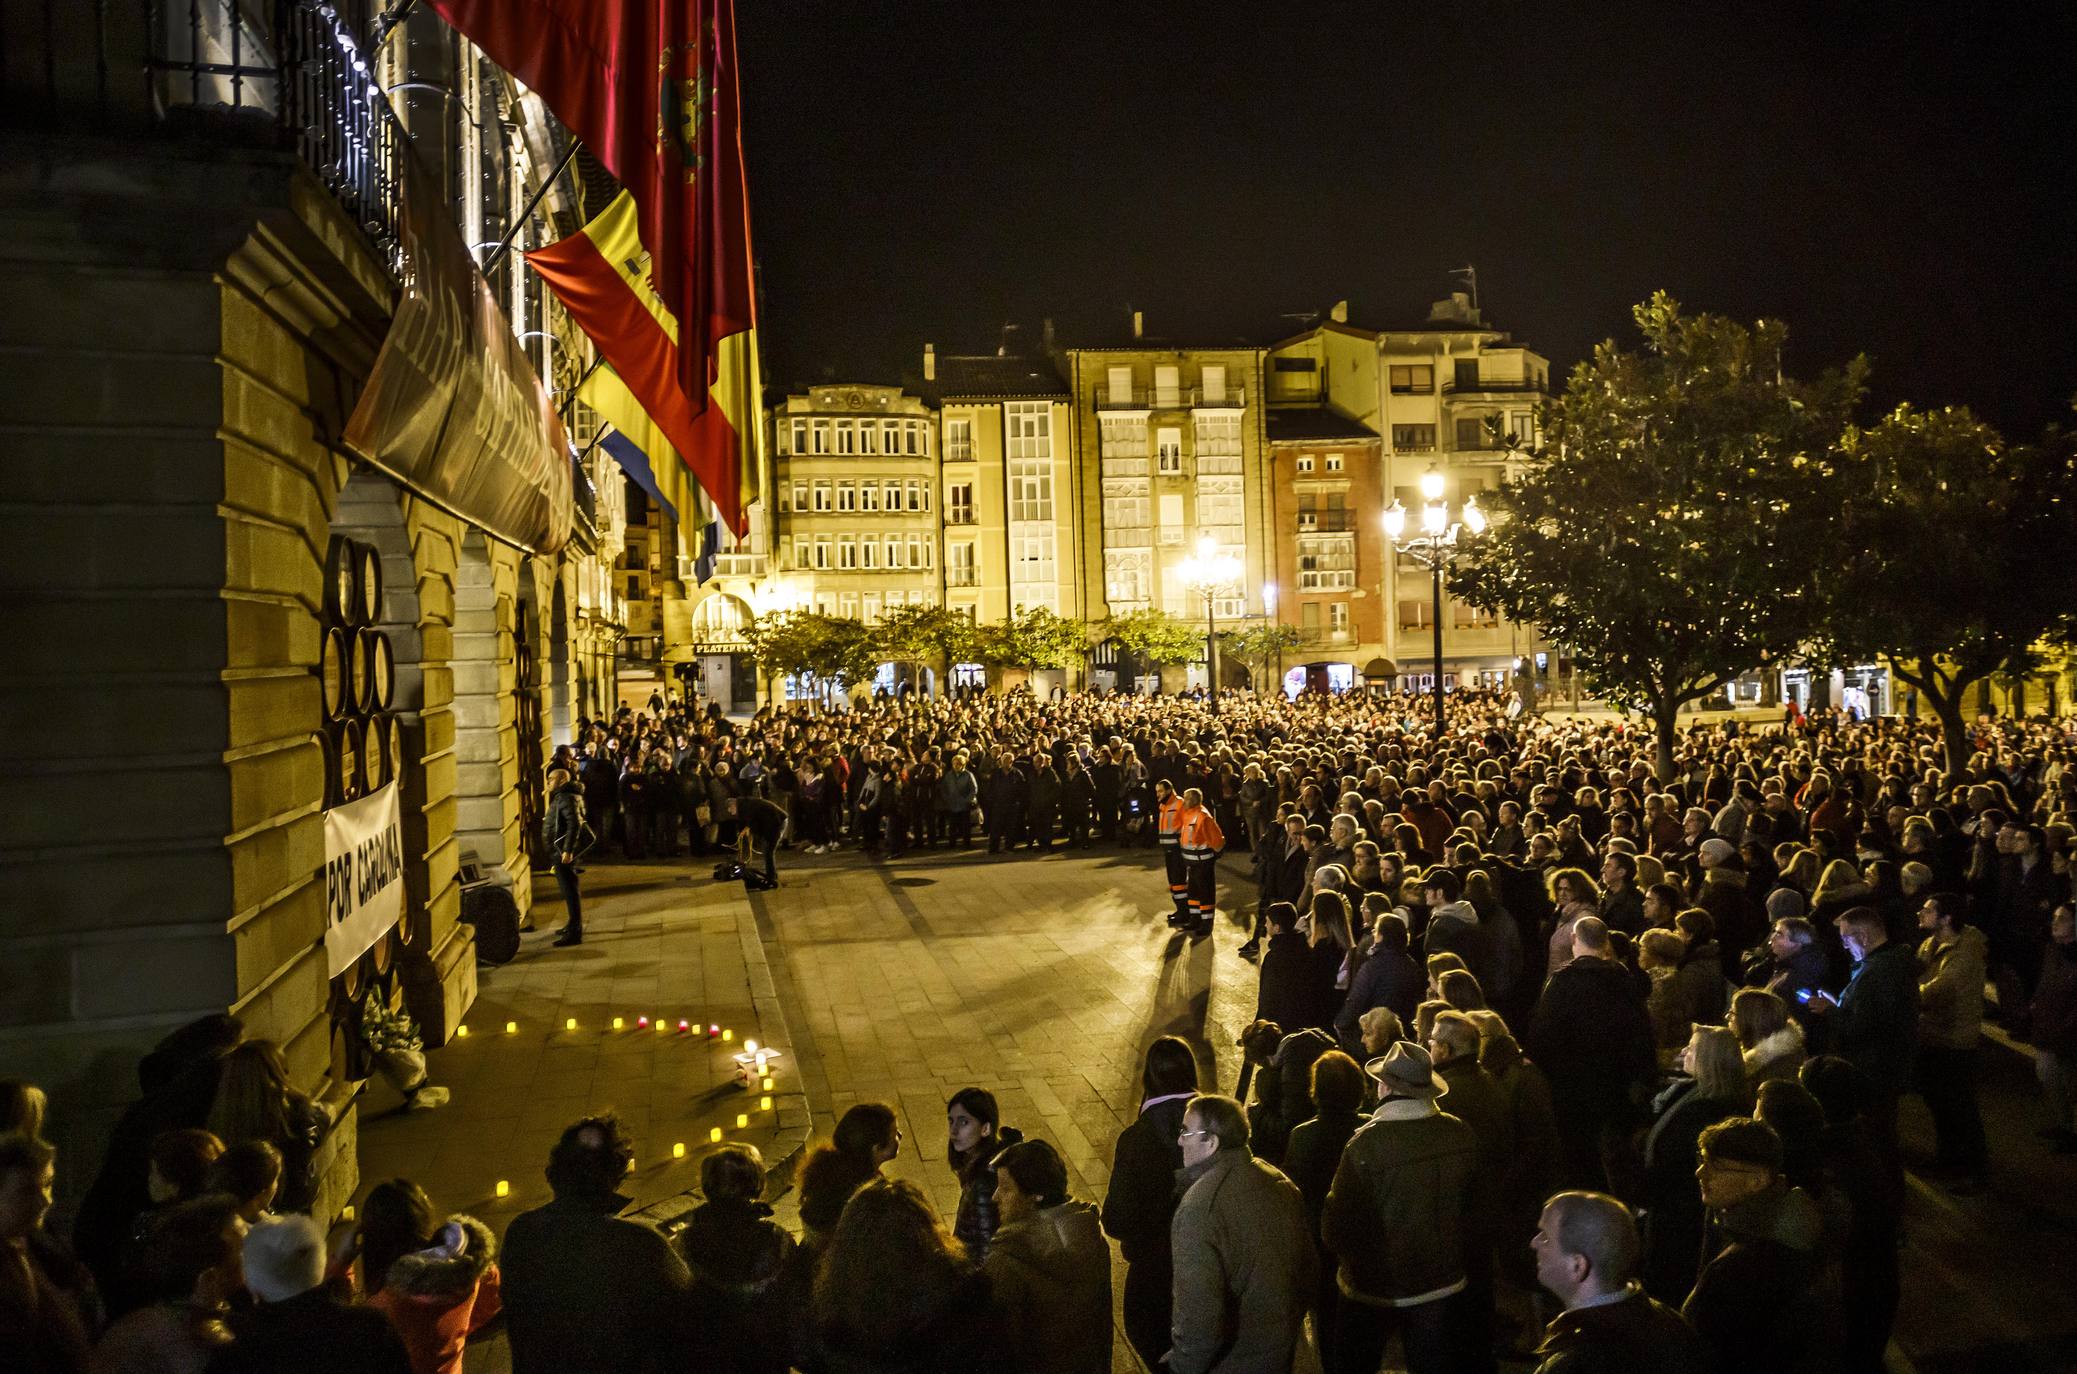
[945,1088,1021,1264]
[813,1179,995,1374]
[796,1104,900,1255]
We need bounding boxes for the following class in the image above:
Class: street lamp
[1178,535,1242,714]
[1382,465,1485,733]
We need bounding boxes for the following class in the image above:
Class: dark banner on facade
[344,158,571,554]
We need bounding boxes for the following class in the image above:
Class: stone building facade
[1,4,625,1216]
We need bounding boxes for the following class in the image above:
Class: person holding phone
[1804,906,1918,1185]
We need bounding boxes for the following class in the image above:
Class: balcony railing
[947,568,978,587]
[16,1,412,280]
[1297,512,1356,533]
[1096,385,1247,410]
[1443,379,1544,395]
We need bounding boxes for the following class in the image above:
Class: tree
[981,605,1088,672]
[871,603,977,691]
[1224,623,1309,691]
[741,610,814,700]
[1453,291,1866,779]
[1814,404,2077,773]
[800,614,879,702]
[1104,608,1205,666]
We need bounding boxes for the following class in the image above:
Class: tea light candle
[736,1113,749,1128]
[505,1021,517,1034]
[495,1180,510,1198]
[709,1126,723,1143]
[613,1016,624,1030]
[673,1142,686,1158]
[456,1025,468,1037]
[565,1017,577,1031]
[759,1095,772,1111]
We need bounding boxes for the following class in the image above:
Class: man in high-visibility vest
[1177,787,1226,937]
[1155,779,1189,925]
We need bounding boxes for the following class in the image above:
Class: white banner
[324,782,405,977]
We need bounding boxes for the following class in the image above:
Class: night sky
[737,4,2075,436]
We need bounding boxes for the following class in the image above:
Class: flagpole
[482,140,584,277]
[557,358,604,425]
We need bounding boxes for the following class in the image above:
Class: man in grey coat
[1168,1093,1315,1374]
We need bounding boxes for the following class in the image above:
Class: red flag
[419,0,756,410]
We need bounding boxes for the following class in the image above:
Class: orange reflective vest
[1178,806,1225,862]
[1157,794,1186,847]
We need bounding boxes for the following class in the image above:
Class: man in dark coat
[545,767,589,947]
[1527,918,1657,1190]
[502,1116,690,1374]
[731,794,786,889]
[1102,1037,1199,1374]
[1255,904,1323,1032]
[1806,906,1920,1183]
[1026,754,1063,851]
[1529,1191,1708,1374]
[984,749,1029,853]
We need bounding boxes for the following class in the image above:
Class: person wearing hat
[543,767,588,948]
[1320,1041,1484,1374]
[216,1214,413,1373]
[1693,837,1759,955]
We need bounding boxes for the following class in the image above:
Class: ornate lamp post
[1178,536,1242,715]
[1382,465,1485,733]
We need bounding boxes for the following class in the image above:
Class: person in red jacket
[1178,788,1226,939]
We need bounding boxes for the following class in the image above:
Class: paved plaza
[361,840,2077,1373]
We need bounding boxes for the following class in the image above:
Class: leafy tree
[1104,608,1205,666]
[1453,291,1866,778]
[742,610,814,699]
[799,614,878,700]
[1815,405,2077,774]
[872,603,983,688]
[982,605,1089,671]
[1224,623,1310,690]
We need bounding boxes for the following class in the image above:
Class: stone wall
[0,137,572,1216]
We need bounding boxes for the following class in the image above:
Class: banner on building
[323,782,405,978]
[343,156,573,554]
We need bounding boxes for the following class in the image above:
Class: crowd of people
[9,682,2077,1372]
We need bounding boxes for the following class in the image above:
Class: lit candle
[637,1016,650,1029]
[505,1021,517,1034]
[565,1017,577,1031]
[673,1142,686,1158]
[678,1019,691,1033]
[709,1126,723,1143]
[759,1095,772,1111]
[707,1024,719,1037]
[736,1113,749,1128]
[721,1029,733,1042]
[342,1204,356,1221]
[745,1039,759,1055]
[761,1077,775,1091]
[495,1180,510,1198]
[612,1016,624,1031]
[456,1025,468,1037]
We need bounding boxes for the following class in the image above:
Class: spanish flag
[581,362,680,524]
[527,189,760,535]
[428,0,759,535]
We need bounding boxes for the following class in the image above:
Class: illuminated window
[944,417,974,461]
[1325,452,1344,472]
[1156,427,1183,476]
[1296,454,1315,474]
[1389,365,1434,394]
[948,482,975,524]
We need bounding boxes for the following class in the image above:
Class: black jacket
[1101,1097,1189,1267]
[501,1191,690,1374]
[953,1127,1024,1263]
[679,1198,802,1374]
[1830,941,1920,1099]
[1256,933,1333,1031]
[209,1289,412,1374]
[1532,1289,1710,1374]
[1528,956,1657,1125]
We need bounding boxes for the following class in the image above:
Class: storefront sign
[344,157,571,554]
[323,782,404,977]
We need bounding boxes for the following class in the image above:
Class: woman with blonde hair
[1638,928,1690,1060]
[1774,845,1822,898]
[1641,1024,1750,1300]
[1810,856,1873,927]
